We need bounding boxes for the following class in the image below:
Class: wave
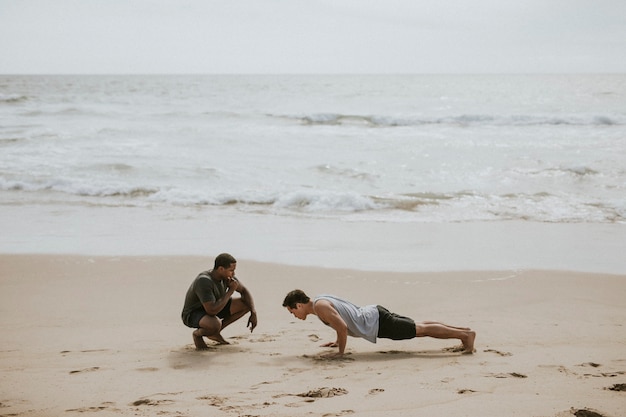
[314,164,378,182]
[0,94,29,104]
[513,166,601,179]
[277,113,625,127]
[2,176,623,223]
[549,166,599,176]
[0,137,24,145]
[0,178,158,199]
[22,107,99,117]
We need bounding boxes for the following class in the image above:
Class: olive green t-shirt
[181,271,226,324]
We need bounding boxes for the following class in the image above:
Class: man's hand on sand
[247,312,257,332]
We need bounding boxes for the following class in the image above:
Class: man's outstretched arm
[315,300,348,355]
[234,278,258,331]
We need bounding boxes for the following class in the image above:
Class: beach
[1,74,625,416]
[1,254,624,417]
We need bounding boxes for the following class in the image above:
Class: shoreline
[1,254,625,417]
[1,199,625,274]
[2,252,626,276]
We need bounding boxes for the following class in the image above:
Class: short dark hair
[214,253,237,269]
[282,289,310,309]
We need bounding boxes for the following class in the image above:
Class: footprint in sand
[578,362,601,368]
[61,349,110,355]
[69,367,100,374]
[131,392,181,407]
[443,345,467,353]
[379,350,407,355]
[135,367,159,372]
[572,362,626,378]
[197,395,225,407]
[368,388,384,396]
[0,399,29,410]
[457,389,477,394]
[596,371,625,377]
[130,398,174,407]
[66,406,108,412]
[483,349,512,356]
[250,334,278,343]
[297,387,348,398]
[487,372,527,379]
[276,387,349,401]
[607,383,626,392]
[322,410,355,416]
[285,401,307,407]
[66,402,120,413]
[302,354,354,362]
[251,380,281,389]
[572,408,608,417]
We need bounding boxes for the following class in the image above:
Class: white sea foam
[0,93,28,103]
[284,112,626,127]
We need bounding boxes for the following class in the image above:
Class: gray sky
[1,0,625,74]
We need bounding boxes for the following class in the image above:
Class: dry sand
[1,254,624,417]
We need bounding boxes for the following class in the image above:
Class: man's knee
[230,298,250,315]
[198,315,221,330]
[414,323,426,337]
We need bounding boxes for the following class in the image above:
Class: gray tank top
[314,295,379,343]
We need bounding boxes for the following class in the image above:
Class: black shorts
[184,298,232,328]
[376,305,416,340]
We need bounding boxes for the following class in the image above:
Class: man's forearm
[204,287,236,315]
[336,330,347,354]
[241,288,256,314]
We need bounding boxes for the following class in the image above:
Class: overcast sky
[1,0,625,74]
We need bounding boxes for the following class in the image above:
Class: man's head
[283,289,310,309]
[283,289,311,320]
[214,253,236,269]
[213,253,237,279]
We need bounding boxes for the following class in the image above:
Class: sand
[1,254,625,417]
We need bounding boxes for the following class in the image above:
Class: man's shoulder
[315,295,344,305]
[196,270,212,279]
[313,297,337,311]
[194,271,216,286]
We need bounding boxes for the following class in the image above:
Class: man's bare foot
[192,330,210,350]
[208,335,230,345]
[462,331,476,354]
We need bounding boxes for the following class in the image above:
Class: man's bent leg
[193,299,251,349]
[415,322,476,354]
[194,314,229,349]
[421,320,471,331]
[220,298,250,330]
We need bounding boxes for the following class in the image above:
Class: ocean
[1,74,625,273]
